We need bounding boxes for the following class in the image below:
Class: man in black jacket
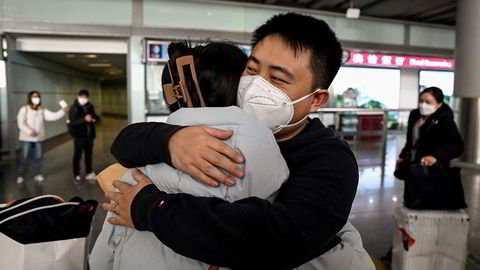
[105,13,359,269]
[69,89,99,183]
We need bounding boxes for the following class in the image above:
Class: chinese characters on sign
[346,51,454,70]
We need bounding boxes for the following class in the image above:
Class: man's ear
[309,90,329,112]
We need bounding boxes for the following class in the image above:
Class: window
[330,67,401,109]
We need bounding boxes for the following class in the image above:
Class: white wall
[143,0,405,45]
[0,0,132,25]
[399,69,419,109]
[0,0,455,50]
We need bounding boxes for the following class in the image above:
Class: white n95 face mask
[237,75,322,134]
[419,102,437,116]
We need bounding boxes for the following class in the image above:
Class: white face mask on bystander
[78,97,88,106]
[31,97,41,105]
[419,102,438,116]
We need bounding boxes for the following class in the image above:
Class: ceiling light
[346,0,360,19]
[88,63,111,67]
[84,54,97,59]
[346,8,361,19]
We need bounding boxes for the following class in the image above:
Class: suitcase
[392,206,469,270]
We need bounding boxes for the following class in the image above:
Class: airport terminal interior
[0,0,479,269]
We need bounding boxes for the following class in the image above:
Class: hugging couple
[90,12,375,270]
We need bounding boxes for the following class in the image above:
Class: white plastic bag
[0,195,90,270]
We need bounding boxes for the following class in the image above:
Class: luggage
[0,195,97,270]
[392,206,469,270]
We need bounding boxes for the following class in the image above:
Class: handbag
[394,153,411,181]
[403,164,467,210]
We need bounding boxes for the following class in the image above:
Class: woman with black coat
[383,87,466,265]
[392,86,469,213]
[398,87,464,169]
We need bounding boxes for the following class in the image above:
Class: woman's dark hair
[420,86,444,103]
[162,41,247,112]
[27,90,41,107]
[252,12,342,90]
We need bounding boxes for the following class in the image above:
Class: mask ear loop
[274,89,329,133]
[176,55,206,107]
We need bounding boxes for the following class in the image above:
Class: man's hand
[30,130,37,137]
[103,169,153,228]
[85,114,92,122]
[169,126,245,187]
[420,156,437,167]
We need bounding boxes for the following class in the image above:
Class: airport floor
[1,116,480,269]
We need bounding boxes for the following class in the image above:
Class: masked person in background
[68,89,99,184]
[16,90,67,184]
[398,86,463,171]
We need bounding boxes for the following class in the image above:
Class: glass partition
[419,70,454,97]
[330,67,401,109]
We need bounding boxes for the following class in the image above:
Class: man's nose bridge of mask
[163,55,206,108]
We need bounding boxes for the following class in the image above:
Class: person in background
[16,90,67,184]
[384,86,464,264]
[68,89,99,184]
[398,86,463,171]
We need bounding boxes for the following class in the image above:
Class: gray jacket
[90,106,374,270]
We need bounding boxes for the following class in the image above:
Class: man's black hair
[162,41,247,112]
[420,86,444,103]
[78,89,90,97]
[252,12,343,90]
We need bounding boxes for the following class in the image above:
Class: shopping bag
[0,232,86,270]
[0,195,97,270]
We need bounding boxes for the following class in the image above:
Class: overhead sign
[345,51,454,70]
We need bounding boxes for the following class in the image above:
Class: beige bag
[96,163,128,193]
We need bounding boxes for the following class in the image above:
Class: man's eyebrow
[248,56,260,64]
[270,65,295,81]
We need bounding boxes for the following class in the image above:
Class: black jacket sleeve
[130,143,357,269]
[110,122,184,168]
[399,110,416,159]
[91,105,100,122]
[68,105,85,127]
[432,116,464,164]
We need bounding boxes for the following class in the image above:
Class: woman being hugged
[16,90,67,184]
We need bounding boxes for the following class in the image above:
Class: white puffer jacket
[17,105,65,142]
